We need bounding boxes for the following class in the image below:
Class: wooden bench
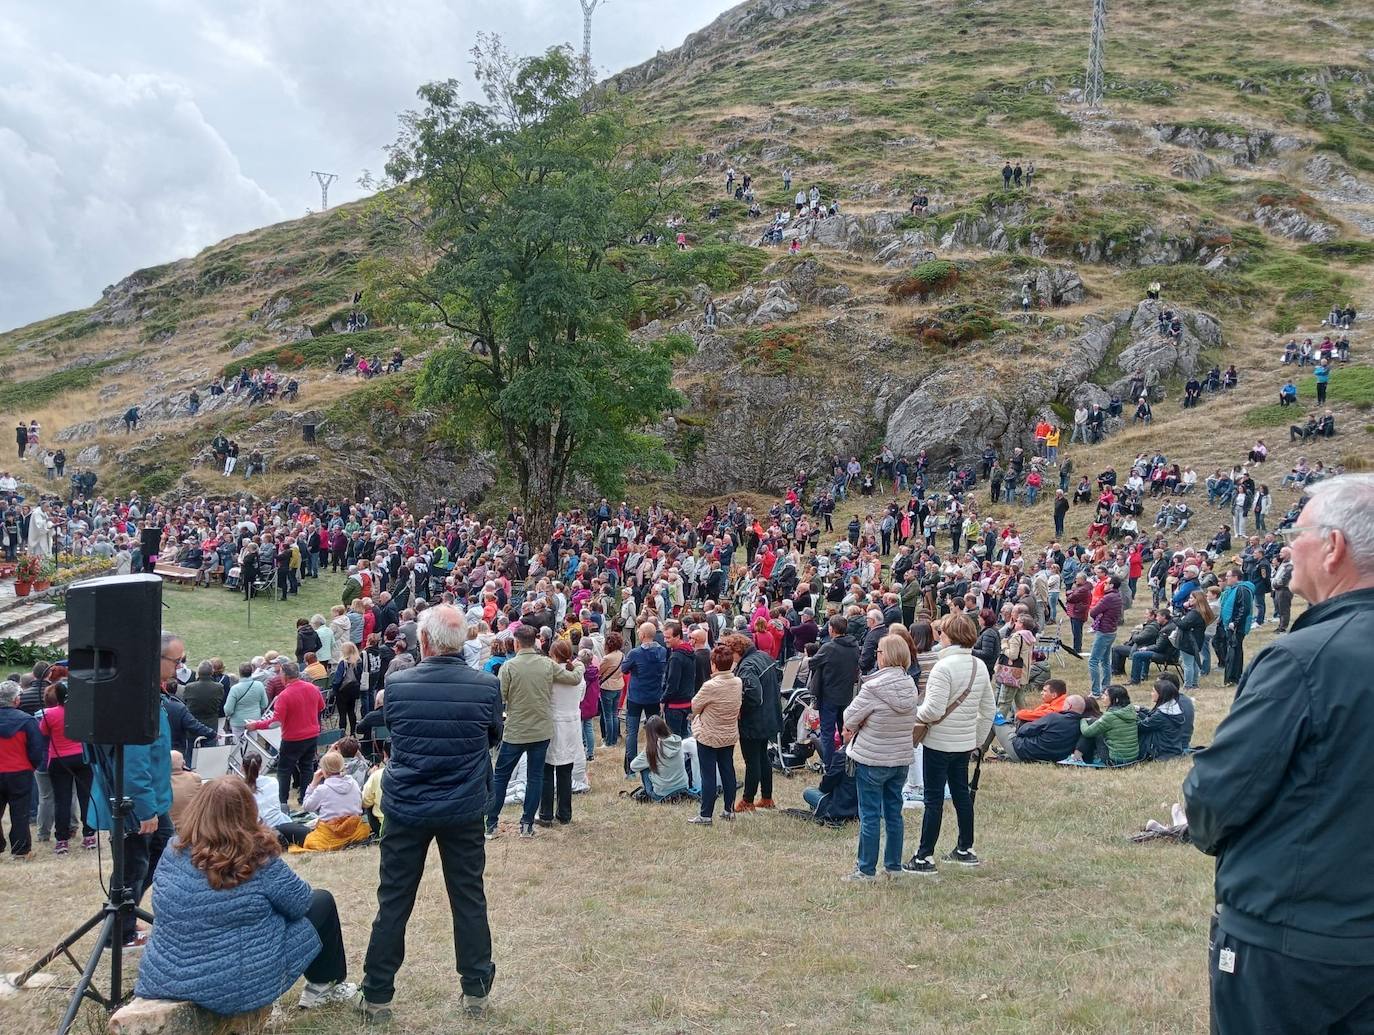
[154,564,199,588]
[109,998,270,1034]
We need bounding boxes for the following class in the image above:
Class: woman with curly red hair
[134,775,355,1013]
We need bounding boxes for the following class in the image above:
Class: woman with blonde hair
[332,641,363,735]
[840,634,918,881]
[689,643,743,825]
[903,612,996,875]
[135,776,355,1011]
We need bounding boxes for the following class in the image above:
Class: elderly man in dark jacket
[807,615,859,766]
[734,635,782,811]
[359,604,502,1022]
[992,696,1085,761]
[1184,474,1374,1034]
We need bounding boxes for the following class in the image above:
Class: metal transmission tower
[578,0,605,89]
[311,170,339,211]
[1084,0,1107,107]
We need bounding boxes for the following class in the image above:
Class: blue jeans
[1181,650,1199,689]
[1129,649,1160,684]
[1046,591,1059,623]
[1069,618,1084,654]
[581,719,595,760]
[818,702,841,767]
[1089,632,1115,696]
[599,690,620,746]
[803,787,823,811]
[855,763,908,876]
[486,739,549,830]
[623,701,660,775]
[663,707,690,738]
[1200,636,1213,676]
[1025,485,1039,506]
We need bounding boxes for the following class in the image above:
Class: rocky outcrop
[1168,151,1220,181]
[1153,124,1301,166]
[1250,203,1338,243]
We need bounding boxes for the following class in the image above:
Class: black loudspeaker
[66,574,163,745]
[141,526,162,559]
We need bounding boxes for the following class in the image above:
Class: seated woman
[241,754,310,847]
[135,775,355,1013]
[291,750,371,852]
[801,742,858,824]
[630,715,693,801]
[1248,439,1268,464]
[1136,677,1191,760]
[1078,685,1139,765]
[301,651,327,682]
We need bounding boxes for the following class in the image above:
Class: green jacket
[498,648,581,744]
[1080,704,1139,764]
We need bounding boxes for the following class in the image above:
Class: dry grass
[2,629,1252,1034]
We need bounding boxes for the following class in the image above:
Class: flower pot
[33,580,50,592]
[14,580,31,597]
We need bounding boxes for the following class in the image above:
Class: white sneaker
[299,981,359,1010]
[840,868,877,883]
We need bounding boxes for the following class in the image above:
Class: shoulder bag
[913,661,977,746]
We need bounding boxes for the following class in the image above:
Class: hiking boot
[734,800,755,813]
[687,815,713,826]
[352,991,393,1024]
[755,798,776,810]
[901,856,938,875]
[299,980,359,1009]
[518,822,536,839]
[461,993,489,1017]
[944,848,981,867]
[53,839,69,856]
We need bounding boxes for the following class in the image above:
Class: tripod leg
[8,909,107,988]
[56,912,116,1035]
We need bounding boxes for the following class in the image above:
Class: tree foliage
[366,38,691,535]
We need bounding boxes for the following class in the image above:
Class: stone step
[4,612,68,646]
[0,601,56,637]
[33,626,68,651]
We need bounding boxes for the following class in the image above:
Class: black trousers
[277,737,317,809]
[1223,628,1247,684]
[118,811,172,944]
[1209,914,1374,1033]
[304,890,348,985]
[916,746,975,858]
[362,818,495,1004]
[275,821,310,847]
[48,755,94,840]
[538,762,572,824]
[0,770,33,856]
[739,737,772,802]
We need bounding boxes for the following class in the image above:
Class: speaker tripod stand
[7,745,154,1035]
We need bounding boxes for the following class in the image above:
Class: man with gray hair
[858,608,886,675]
[0,679,43,858]
[1185,474,1374,1032]
[358,603,501,1023]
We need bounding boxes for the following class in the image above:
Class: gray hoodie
[842,666,918,767]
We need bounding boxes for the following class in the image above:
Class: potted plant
[14,555,41,597]
[34,559,56,592]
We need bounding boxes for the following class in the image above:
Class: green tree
[368,38,689,536]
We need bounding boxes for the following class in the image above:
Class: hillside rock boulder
[1250,202,1338,243]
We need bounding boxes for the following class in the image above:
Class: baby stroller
[770,679,819,775]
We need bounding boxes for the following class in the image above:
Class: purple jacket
[1090,590,1124,634]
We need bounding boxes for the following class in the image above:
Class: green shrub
[1298,240,1374,265]
[0,359,120,413]
[889,260,960,302]
[222,330,401,377]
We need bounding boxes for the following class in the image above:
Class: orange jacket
[1015,694,1069,724]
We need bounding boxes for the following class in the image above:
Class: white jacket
[545,667,586,767]
[916,647,996,753]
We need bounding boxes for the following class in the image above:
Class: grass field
[0,570,1272,1034]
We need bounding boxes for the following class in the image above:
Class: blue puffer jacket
[382,653,502,827]
[134,845,320,1014]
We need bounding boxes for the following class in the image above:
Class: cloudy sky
[0,0,737,331]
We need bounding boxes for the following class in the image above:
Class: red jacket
[249,678,323,741]
[1128,546,1144,579]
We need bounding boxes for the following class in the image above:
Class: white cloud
[0,0,738,330]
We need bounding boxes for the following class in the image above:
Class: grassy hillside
[0,0,1368,507]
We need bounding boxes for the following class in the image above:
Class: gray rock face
[1168,151,1220,181]
[1026,265,1086,306]
[884,370,1021,460]
[1153,124,1301,166]
[74,445,102,467]
[1304,154,1374,204]
[1250,203,1338,243]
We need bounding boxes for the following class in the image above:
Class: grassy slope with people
[0,0,1367,506]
